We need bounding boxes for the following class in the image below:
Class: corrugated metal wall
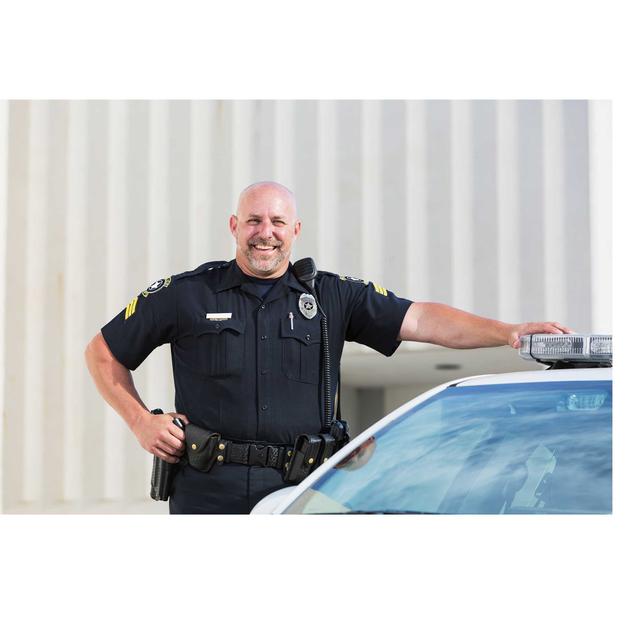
[0,100,611,513]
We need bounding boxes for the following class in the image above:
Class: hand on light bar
[508,322,573,350]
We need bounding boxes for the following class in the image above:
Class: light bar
[519,334,612,364]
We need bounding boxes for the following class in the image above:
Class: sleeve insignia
[372,282,388,296]
[141,276,171,297]
[125,296,139,320]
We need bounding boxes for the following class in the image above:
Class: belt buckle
[248,444,270,467]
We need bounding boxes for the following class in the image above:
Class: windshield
[283,380,612,514]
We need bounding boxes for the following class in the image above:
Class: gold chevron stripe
[373,282,388,296]
[125,296,138,320]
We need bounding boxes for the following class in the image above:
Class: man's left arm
[398,302,572,349]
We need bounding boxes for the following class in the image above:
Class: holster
[283,419,350,483]
[150,409,185,501]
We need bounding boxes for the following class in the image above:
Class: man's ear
[293,218,301,238]
[229,214,238,238]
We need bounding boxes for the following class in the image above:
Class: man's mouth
[251,245,279,253]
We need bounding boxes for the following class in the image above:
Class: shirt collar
[213,260,308,294]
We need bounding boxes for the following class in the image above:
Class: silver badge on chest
[298,293,317,319]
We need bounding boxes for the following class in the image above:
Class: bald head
[230,181,301,278]
[236,181,297,218]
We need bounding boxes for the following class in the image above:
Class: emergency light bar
[519,334,612,366]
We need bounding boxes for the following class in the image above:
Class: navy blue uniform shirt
[102,260,413,444]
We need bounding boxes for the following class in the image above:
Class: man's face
[230,186,301,278]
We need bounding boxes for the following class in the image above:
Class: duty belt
[185,423,292,473]
[183,421,350,483]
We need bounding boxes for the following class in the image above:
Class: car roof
[451,367,612,387]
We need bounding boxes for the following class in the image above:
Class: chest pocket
[280,316,321,384]
[179,316,246,377]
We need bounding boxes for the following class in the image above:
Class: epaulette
[173,260,230,282]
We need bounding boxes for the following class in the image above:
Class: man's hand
[508,322,573,349]
[132,412,188,463]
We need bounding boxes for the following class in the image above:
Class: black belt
[185,423,292,473]
[218,438,292,469]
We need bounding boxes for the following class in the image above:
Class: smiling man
[232,182,300,277]
[85,181,571,514]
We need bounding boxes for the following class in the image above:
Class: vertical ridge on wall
[450,101,473,311]
[83,101,108,504]
[542,101,567,323]
[231,101,252,256]
[361,100,382,284]
[426,102,452,303]
[4,102,29,511]
[518,101,545,321]
[588,101,612,333]
[292,101,317,261]
[23,101,48,506]
[0,100,8,512]
[497,101,520,324]
[317,101,338,272]
[43,101,68,505]
[405,101,429,303]
[210,101,234,258]
[64,100,88,503]
[563,101,592,333]
[337,101,362,278]
[104,101,129,501]
[189,101,214,267]
[472,101,498,318]
[382,101,407,294]
[274,100,294,189]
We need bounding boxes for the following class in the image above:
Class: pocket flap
[280,316,321,345]
[192,315,245,336]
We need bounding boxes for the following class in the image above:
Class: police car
[252,334,612,514]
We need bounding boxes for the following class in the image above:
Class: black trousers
[169,462,290,514]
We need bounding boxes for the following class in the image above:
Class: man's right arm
[84,332,186,463]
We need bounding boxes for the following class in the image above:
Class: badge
[142,276,171,297]
[298,293,317,319]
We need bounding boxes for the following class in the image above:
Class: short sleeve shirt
[102,260,413,444]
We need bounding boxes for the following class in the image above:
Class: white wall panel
[23,101,48,505]
[63,101,88,503]
[0,100,8,512]
[542,101,567,323]
[450,100,473,311]
[1,100,610,513]
[588,101,612,334]
[361,101,383,284]
[496,101,520,324]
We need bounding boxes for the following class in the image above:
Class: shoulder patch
[173,260,229,282]
[339,275,368,285]
[141,276,171,297]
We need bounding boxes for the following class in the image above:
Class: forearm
[399,302,513,348]
[84,333,149,431]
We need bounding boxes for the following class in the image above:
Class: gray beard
[243,246,287,274]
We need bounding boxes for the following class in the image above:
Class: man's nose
[257,220,274,237]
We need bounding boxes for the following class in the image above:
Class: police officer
[85,181,572,514]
